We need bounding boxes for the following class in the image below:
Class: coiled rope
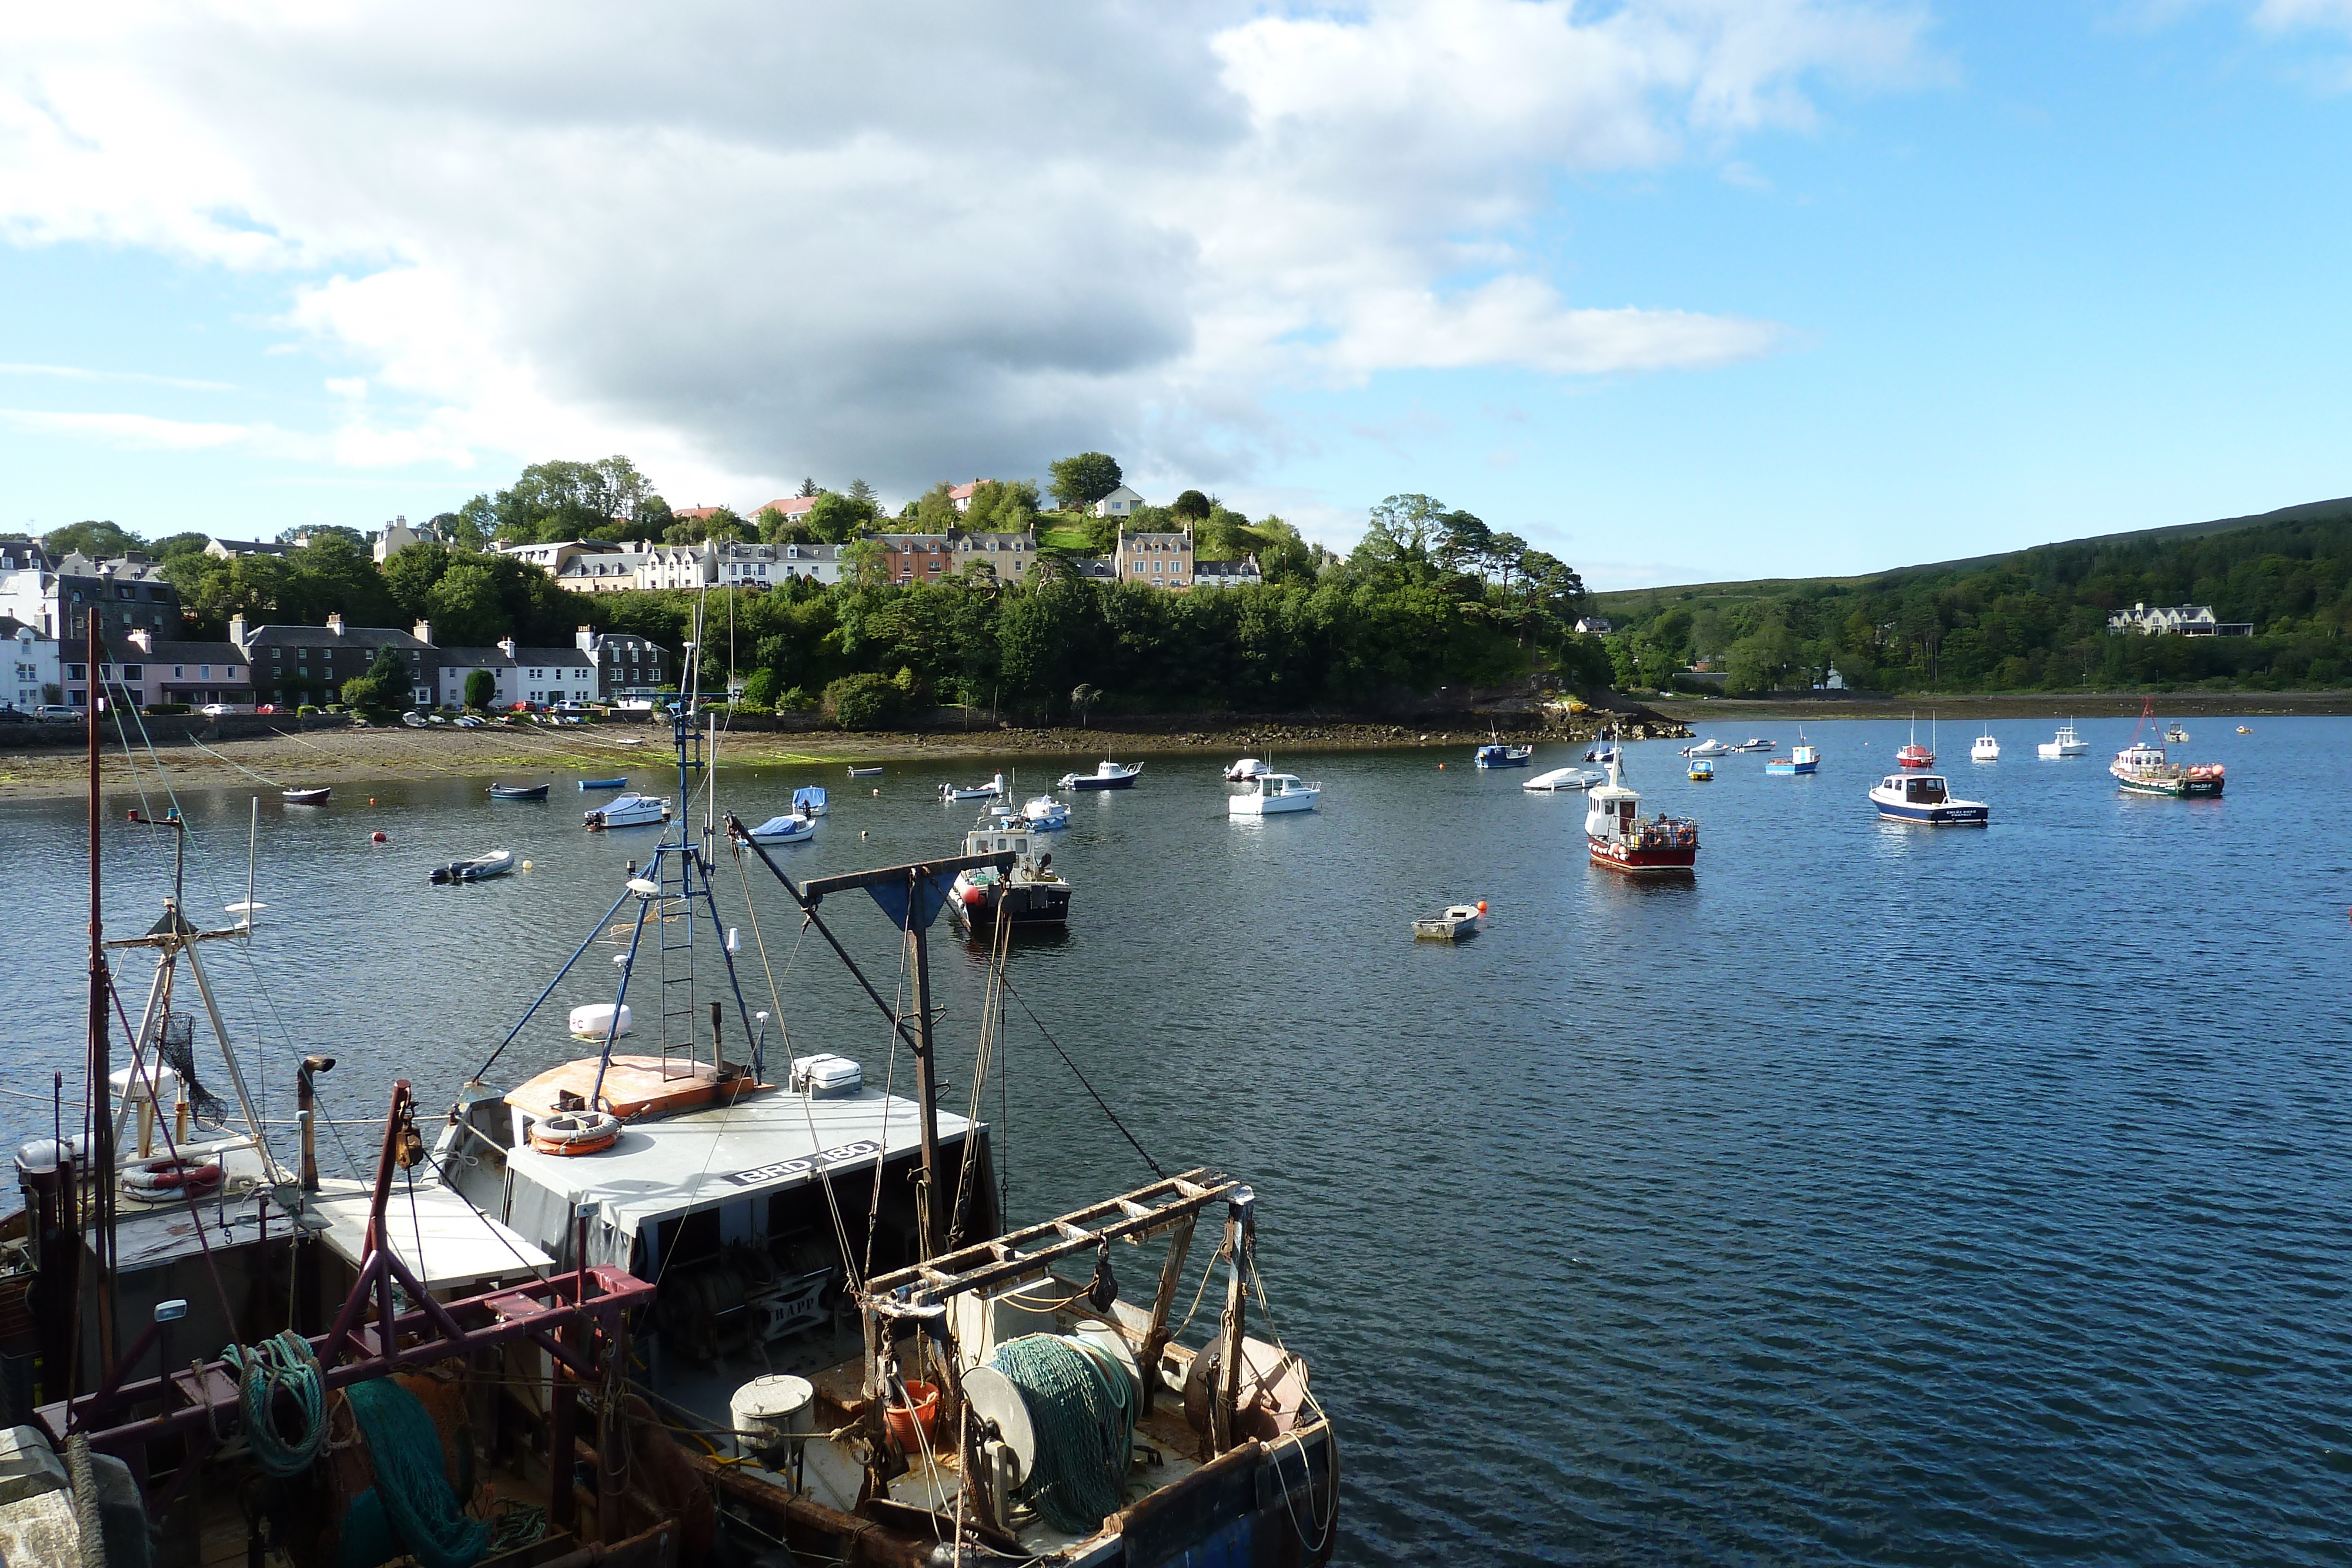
[337,1376,492,1568]
[990,1334,1137,1535]
[220,1332,326,1477]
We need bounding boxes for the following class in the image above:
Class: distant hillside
[1591,496,2352,695]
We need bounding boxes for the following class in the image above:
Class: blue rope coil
[220,1331,326,1477]
[990,1333,1137,1536]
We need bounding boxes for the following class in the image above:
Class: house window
[173,665,185,678]
[199,666,210,678]
[122,665,142,680]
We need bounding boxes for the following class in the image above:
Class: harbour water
[2,713,2347,1564]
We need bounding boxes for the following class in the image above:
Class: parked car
[199,703,235,718]
[253,703,279,714]
[0,704,28,724]
[33,705,81,723]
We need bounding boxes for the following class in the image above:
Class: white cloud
[0,1,1933,502]
[2253,0,2352,29]
[0,409,256,450]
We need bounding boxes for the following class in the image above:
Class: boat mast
[83,573,119,1373]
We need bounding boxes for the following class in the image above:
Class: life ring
[121,1158,225,1203]
[527,1109,622,1156]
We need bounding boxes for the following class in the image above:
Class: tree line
[1601,502,2352,696]
[28,481,1601,723]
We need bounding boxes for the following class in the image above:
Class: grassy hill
[1591,496,2352,695]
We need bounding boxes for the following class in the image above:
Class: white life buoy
[527,1109,622,1156]
[121,1158,225,1203]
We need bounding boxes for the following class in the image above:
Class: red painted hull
[1588,836,1699,875]
[1896,747,1935,769]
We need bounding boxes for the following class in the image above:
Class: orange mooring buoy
[369,797,376,805]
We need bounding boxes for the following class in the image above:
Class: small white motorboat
[1971,731,2000,763]
[746,811,817,843]
[1228,773,1321,815]
[792,785,829,817]
[2165,723,2189,743]
[847,765,883,777]
[1414,903,1484,941]
[1224,757,1270,781]
[1060,757,1142,791]
[584,793,671,830]
[2037,722,2089,760]
[1870,773,1989,825]
[940,773,1005,802]
[1730,737,1775,753]
[1019,794,1070,829]
[1681,739,1732,758]
[1522,766,1602,793]
[430,848,514,884]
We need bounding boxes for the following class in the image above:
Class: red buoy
[371,831,387,843]
[962,886,984,906]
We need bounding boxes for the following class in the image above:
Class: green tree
[823,671,901,729]
[43,520,143,559]
[340,642,413,712]
[1171,489,1211,521]
[150,531,212,560]
[756,506,806,544]
[1070,682,1103,725]
[464,668,496,711]
[484,456,667,544]
[797,476,819,498]
[806,492,874,544]
[1048,452,1122,509]
[963,479,1041,531]
[847,479,877,506]
[738,667,780,709]
[383,540,453,618]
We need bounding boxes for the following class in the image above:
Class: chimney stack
[326,612,345,636]
[497,636,517,660]
[412,619,434,646]
[228,613,248,646]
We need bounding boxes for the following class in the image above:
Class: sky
[2,1,2349,589]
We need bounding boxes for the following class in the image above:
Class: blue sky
[2,2,2348,587]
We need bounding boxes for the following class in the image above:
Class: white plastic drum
[730,1373,816,1463]
[567,1002,633,1041]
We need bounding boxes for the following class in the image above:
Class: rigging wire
[994,968,1164,1179]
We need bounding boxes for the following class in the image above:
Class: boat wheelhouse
[2038,723,2088,759]
[1869,772,1989,825]
[1765,733,1820,776]
[948,814,1075,930]
[1971,731,2000,763]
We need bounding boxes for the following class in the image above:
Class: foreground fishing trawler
[2112,699,2224,798]
[0,606,1334,1567]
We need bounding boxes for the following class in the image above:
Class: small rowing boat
[848,765,883,777]
[1414,904,1484,941]
[280,787,330,805]
[488,782,550,801]
[429,848,515,884]
[579,777,628,791]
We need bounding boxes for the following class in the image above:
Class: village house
[556,551,654,593]
[756,497,821,529]
[0,550,183,645]
[877,533,954,585]
[92,631,256,710]
[1191,554,1264,589]
[951,530,1038,581]
[574,627,669,700]
[948,480,987,514]
[230,614,436,709]
[1113,525,1194,589]
[2104,601,2253,637]
[4,617,59,711]
[496,539,622,578]
[1091,484,1147,520]
[433,638,599,709]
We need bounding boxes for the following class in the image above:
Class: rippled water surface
[4,714,2349,1564]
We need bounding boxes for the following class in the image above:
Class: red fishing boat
[1896,714,1936,770]
[1583,737,1699,874]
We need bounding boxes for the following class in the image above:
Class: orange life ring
[527,1109,622,1156]
[121,1158,225,1203]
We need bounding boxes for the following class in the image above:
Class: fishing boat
[1681,738,1731,757]
[1020,792,1070,828]
[1414,903,1484,941]
[1060,755,1143,790]
[487,781,550,801]
[940,771,1005,801]
[2037,721,2089,759]
[578,775,628,790]
[2166,723,2190,743]
[947,810,1075,930]
[1765,730,1820,777]
[1584,742,1620,764]
[1585,737,1699,875]
[746,810,817,843]
[583,791,671,830]
[1730,737,1775,753]
[2112,698,2225,797]
[1225,757,1270,781]
[1473,728,1533,768]
[280,785,330,805]
[847,764,883,777]
[428,847,514,884]
[1523,765,1602,792]
[1229,772,1322,815]
[792,784,829,817]
[1896,716,1936,770]
[1971,730,2000,763]
[1688,758,1715,782]
[16,598,1339,1568]
[1869,771,1990,825]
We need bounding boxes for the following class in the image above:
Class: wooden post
[1139,1217,1198,1416]
[1214,1189,1255,1455]
[907,870,941,1261]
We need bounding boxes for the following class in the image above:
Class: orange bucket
[885,1380,940,1450]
